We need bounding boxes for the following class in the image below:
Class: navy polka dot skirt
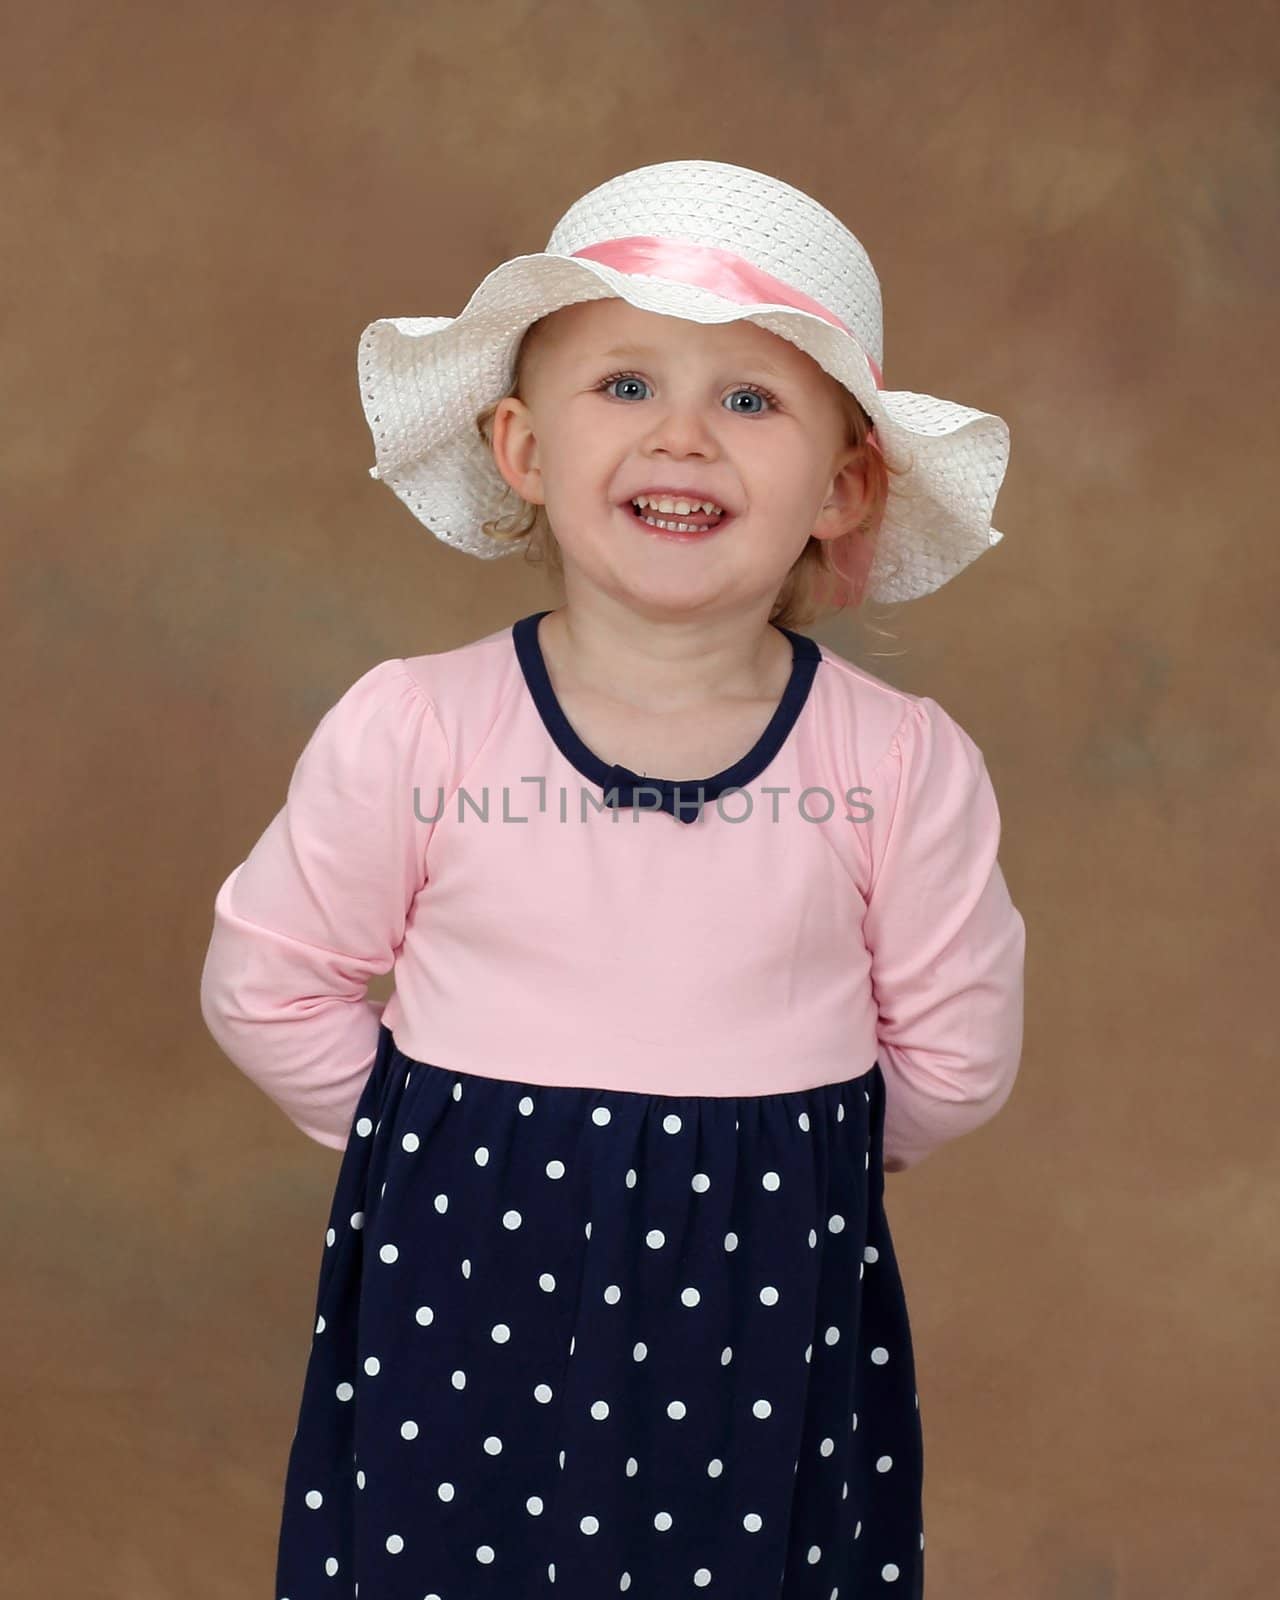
[275,1024,925,1597]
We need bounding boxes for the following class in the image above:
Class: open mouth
[623,500,733,540]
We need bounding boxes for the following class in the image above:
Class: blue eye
[595,371,778,413]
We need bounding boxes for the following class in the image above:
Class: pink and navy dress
[200,609,1026,1599]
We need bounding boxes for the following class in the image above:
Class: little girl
[200,158,1025,1599]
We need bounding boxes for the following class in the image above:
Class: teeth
[632,494,724,517]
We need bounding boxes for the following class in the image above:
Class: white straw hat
[357,159,1010,604]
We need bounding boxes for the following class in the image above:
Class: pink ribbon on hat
[569,234,884,390]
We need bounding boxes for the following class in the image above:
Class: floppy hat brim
[358,253,1009,603]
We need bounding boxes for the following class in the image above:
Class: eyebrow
[596,343,791,379]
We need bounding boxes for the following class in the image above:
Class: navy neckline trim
[512,610,821,823]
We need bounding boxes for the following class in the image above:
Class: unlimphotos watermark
[411,779,876,825]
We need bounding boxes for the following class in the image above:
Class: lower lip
[622,502,733,542]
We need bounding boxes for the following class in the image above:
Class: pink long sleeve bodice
[200,611,1026,1169]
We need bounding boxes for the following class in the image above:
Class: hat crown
[544,160,884,371]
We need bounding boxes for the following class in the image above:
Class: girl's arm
[862,695,1027,1172]
[199,660,445,1150]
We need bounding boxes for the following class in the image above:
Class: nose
[639,396,721,457]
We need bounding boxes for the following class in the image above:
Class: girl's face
[491,298,868,623]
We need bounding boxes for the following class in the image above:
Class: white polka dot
[882,1562,900,1580]
[415,1305,434,1325]
[663,1113,682,1134]
[828,1213,846,1233]
[386,1533,404,1554]
[633,1341,648,1360]
[808,1228,818,1248]
[707,1458,724,1478]
[502,1209,522,1230]
[304,1489,323,1509]
[691,1172,710,1192]
[451,1370,466,1390]
[807,1544,821,1563]
[546,1159,565,1179]
[646,1229,665,1249]
[753,1399,772,1418]
[743,1511,762,1531]
[539,1272,556,1291]
[355,1117,373,1137]
[759,1286,779,1306]
[625,1168,637,1187]
[667,1400,686,1420]
[484,1435,502,1455]
[580,1514,599,1534]
[590,1400,609,1420]
[476,1544,495,1563]
[762,1170,781,1191]
[518,1094,534,1115]
[864,1244,880,1262]
[625,1457,638,1476]
[527,1494,544,1514]
[438,1481,454,1501]
[871,1346,889,1365]
[681,1287,701,1307]
[798,1111,810,1131]
[434,1193,449,1214]
[820,1437,834,1456]
[315,1315,325,1334]
[325,1228,335,1247]
[592,1106,611,1126]
[824,1326,840,1346]
[355,1470,365,1489]
[451,1081,462,1100]
[363,1356,380,1375]
[335,1382,354,1402]
[534,1383,553,1403]
[401,1132,419,1152]
[474,1146,489,1166]
[350,1211,365,1230]
[621,1572,632,1590]
[324,1557,339,1576]
[401,1420,419,1440]
[876,1455,893,1472]
[654,1511,673,1531]
[379,1244,399,1264]
[724,1231,739,1251]
[694,1569,711,1587]
[604,1283,621,1304]
[492,1323,510,1343]
[721,1346,733,1364]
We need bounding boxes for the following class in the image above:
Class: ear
[811,444,871,544]
[490,396,546,506]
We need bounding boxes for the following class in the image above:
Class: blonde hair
[473,314,910,631]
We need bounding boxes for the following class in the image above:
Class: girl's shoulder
[810,636,991,784]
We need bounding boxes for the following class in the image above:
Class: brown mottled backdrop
[3,1,1276,1594]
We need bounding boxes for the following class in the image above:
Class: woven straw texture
[358,159,1010,604]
